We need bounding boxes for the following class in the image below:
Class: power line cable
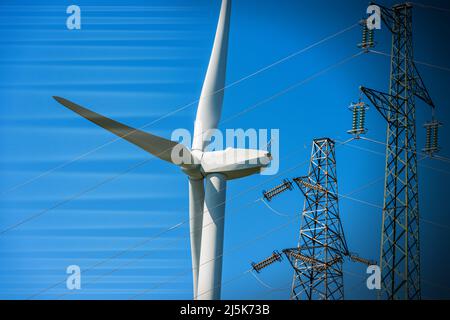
[360,136,450,165]
[27,148,313,299]
[1,51,363,237]
[129,214,299,300]
[0,23,359,197]
[337,138,450,176]
[410,2,450,14]
[369,49,450,73]
[34,140,450,300]
[45,140,358,299]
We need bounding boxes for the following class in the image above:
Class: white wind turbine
[53,0,272,300]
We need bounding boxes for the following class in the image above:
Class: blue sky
[0,0,450,300]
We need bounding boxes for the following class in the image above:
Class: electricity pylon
[255,138,376,299]
[289,138,348,300]
[360,2,436,300]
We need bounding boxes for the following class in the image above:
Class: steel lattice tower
[287,138,348,300]
[360,2,435,300]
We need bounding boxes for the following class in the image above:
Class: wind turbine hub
[180,148,272,181]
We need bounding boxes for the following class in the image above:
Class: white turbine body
[53,0,271,300]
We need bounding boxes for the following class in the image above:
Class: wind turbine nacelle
[200,148,272,180]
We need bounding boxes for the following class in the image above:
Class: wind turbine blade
[197,173,227,300]
[53,96,191,165]
[192,0,231,151]
[188,178,205,299]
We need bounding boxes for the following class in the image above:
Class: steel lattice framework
[360,2,435,300]
[288,138,348,300]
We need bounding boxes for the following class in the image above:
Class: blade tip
[53,96,72,109]
[53,96,64,103]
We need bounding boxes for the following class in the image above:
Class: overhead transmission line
[0,22,359,197]
[409,1,450,14]
[359,136,450,165]
[69,142,450,300]
[339,139,450,177]
[369,49,450,74]
[24,14,446,300]
[129,214,300,300]
[0,49,364,237]
[30,140,450,300]
[29,139,357,299]
[27,152,312,299]
[6,4,450,300]
[27,133,450,299]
